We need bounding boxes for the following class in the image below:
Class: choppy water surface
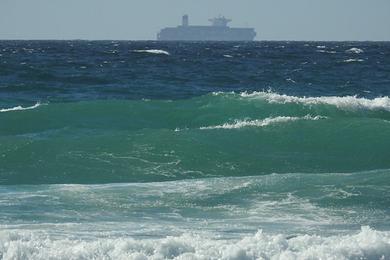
[1,41,390,259]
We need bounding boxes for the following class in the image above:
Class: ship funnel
[182,15,189,27]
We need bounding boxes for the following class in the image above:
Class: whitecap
[239,91,390,111]
[133,49,170,55]
[0,103,41,113]
[316,50,337,54]
[343,58,364,63]
[286,78,296,83]
[346,47,364,54]
[223,54,233,58]
[200,115,325,130]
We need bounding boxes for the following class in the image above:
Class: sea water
[0,41,390,259]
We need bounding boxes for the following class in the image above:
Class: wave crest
[200,115,325,130]
[346,47,364,54]
[0,103,41,113]
[237,91,390,112]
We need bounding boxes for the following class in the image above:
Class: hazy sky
[1,0,389,41]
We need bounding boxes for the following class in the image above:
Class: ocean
[0,40,390,259]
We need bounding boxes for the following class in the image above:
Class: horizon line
[1,39,390,42]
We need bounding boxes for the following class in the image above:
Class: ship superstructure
[157,15,256,41]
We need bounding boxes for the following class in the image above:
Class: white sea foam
[133,49,170,55]
[0,103,41,113]
[316,50,337,54]
[346,47,364,54]
[0,227,389,260]
[223,54,233,58]
[286,78,296,83]
[343,58,364,63]
[238,91,390,112]
[200,115,324,130]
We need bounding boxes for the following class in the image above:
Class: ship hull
[157,26,256,41]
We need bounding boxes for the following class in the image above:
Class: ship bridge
[208,16,232,27]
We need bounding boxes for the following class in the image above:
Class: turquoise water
[1,92,390,184]
[0,41,390,259]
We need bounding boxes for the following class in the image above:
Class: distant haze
[1,0,389,41]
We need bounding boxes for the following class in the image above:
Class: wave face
[1,92,390,184]
[1,41,390,259]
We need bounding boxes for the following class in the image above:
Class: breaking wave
[0,227,389,260]
[200,115,325,130]
[235,91,390,112]
[0,103,41,113]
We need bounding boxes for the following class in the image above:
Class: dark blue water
[1,41,389,105]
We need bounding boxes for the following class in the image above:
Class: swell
[1,92,390,184]
[2,91,390,134]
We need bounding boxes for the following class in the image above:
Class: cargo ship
[157,15,256,41]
